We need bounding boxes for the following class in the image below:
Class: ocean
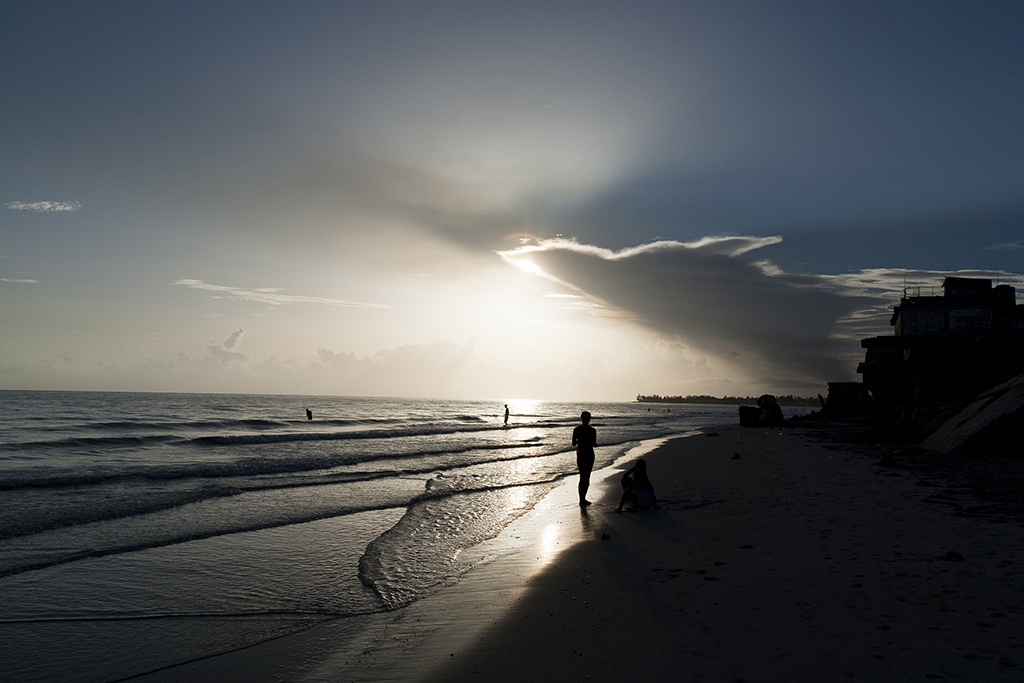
[0,391,746,682]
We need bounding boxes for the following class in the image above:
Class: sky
[2,1,1023,401]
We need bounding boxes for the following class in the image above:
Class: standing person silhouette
[572,411,596,507]
[504,404,509,425]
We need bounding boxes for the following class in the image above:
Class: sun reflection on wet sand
[537,523,563,566]
[335,438,680,678]
[456,437,676,586]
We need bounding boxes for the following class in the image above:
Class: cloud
[5,201,82,212]
[825,267,1024,296]
[117,338,477,396]
[499,237,873,383]
[209,149,534,254]
[0,278,40,284]
[502,238,1024,386]
[207,329,248,364]
[316,348,360,370]
[316,340,475,393]
[822,267,1024,338]
[984,240,1024,252]
[131,330,252,378]
[221,328,244,349]
[171,279,388,308]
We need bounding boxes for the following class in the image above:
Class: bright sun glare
[509,258,543,275]
[506,398,541,416]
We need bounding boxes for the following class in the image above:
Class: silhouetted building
[859,277,1024,406]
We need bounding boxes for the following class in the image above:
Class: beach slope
[141,423,1024,682]
[426,423,1024,682]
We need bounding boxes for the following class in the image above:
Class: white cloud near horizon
[5,200,82,212]
[0,278,40,284]
[170,279,389,308]
[207,329,249,364]
[0,335,480,397]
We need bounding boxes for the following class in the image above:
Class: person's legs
[578,473,591,505]
[577,453,594,505]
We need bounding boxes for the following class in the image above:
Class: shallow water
[0,391,749,681]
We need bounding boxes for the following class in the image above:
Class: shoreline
[133,438,673,683]
[138,423,1024,681]
[429,423,1024,682]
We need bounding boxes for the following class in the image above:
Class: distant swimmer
[572,410,597,507]
[306,408,313,421]
[504,404,510,425]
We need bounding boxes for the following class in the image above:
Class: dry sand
[142,423,1024,682]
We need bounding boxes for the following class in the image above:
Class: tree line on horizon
[636,394,821,407]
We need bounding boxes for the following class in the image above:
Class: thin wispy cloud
[827,268,1024,296]
[984,240,1024,251]
[5,201,82,212]
[0,278,40,284]
[823,267,1024,337]
[170,279,388,308]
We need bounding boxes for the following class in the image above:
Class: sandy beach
[141,422,1024,682]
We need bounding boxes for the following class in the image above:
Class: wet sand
[426,423,1024,682]
[141,423,1024,682]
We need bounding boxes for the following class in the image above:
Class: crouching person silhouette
[616,459,658,512]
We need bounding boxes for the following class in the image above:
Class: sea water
[0,391,743,681]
